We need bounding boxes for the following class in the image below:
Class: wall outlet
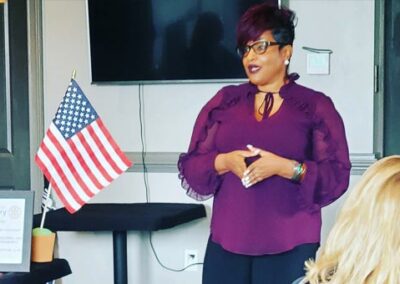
[184,249,199,271]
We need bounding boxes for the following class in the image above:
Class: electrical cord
[138,88,204,272]
[138,86,150,202]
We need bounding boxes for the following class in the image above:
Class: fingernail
[243,169,250,175]
[247,144,253,149]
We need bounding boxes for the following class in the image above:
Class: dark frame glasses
[236,40,283,58]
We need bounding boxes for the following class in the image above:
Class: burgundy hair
[236,3,296,48]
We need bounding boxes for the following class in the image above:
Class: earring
[284,59,290,65]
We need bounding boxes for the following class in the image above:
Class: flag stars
[53,81,99,138]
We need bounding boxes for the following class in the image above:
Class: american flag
[35,79,132,213]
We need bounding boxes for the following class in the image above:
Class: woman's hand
[215,149,261,179]
[242,145,295,188]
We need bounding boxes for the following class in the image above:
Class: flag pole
[40,184,52,229]
[71,69,76,80]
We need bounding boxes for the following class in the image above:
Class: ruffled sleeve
[178,88,231,200]
[298,94,351,212]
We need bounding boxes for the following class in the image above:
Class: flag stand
[40,184,52,229]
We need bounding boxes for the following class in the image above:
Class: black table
[33,203,206,284]
[0,258,71,284]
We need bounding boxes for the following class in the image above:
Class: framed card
[0,190,34,272]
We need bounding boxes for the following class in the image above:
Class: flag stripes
[46,127,101,194]
[45,129,96,198]
[35,151,83,212]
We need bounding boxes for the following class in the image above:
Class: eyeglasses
[236,40,282,58]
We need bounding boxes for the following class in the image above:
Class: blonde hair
[304,155,400,284]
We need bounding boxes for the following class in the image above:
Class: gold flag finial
[71,69,76,80]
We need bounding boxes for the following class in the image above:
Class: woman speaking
[178,3,351,284]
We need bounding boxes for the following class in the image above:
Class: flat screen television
[87,0,278,84]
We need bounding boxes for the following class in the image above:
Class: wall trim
[27,0,44,211]
[126,152,377,175]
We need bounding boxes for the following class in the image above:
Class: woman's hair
[304,155,400,284]
[236,3,296,48]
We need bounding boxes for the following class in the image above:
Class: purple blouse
[178,74,351,255]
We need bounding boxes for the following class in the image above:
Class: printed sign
[0,199,26,264]
[0,191,34,272]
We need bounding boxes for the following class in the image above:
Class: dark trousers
[202,237,318,284]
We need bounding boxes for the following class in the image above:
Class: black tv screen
[87,0,278,83]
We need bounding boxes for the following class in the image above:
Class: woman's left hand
[242,145,294,188]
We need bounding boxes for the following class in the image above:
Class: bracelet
[291,161,306,182]
[299,163,307,181]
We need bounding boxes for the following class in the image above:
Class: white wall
[40,0,375,283]
[290,0,374,154]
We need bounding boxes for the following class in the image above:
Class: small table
[0,258,72,284]
[33,203,206,284]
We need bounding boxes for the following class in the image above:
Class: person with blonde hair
[293,155,400,284]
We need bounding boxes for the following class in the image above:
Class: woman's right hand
[214,149,260,178]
